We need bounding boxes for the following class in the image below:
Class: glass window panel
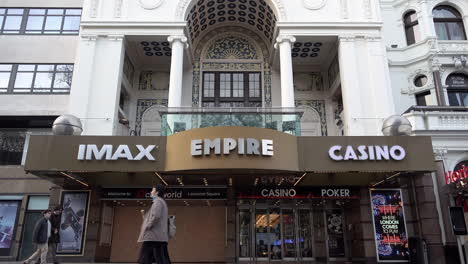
[0,72,11,88]
[433,7,460,18]
[18,65,35,71]
[7,9,24,15]
[269,208,282,260]
[63,16,80,31]
[448,22,466,40]
[36,65,55,71]
[66,9,82,15]
[56,65,73,72]
[434,23,449,40]
[0,88,7,93]
[239,210,251,258]
[53,72,72,88]
[27,196,49,210]
[26,16,45,31]
[326,209,346,258]
[255,209,268,258]
[34,72,53,88]
[14,73,34,88]
[0,16,4,29]
[44,16,63,31]
[0,9,5,15]
[220,73,231,97]
[47,9,64,15]
[4,16,22,30]
[0,64,12,71]
[299,210,313,258]
[233,73,244,97]
[29,9,46,15]
[283,209,296,258]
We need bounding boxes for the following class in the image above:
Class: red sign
[445,165,468,184]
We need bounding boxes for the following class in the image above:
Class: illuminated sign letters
[329,145,406,161]
[191,138,274,156]
[77,144,156,161]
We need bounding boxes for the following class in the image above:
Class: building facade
[0,0,467,263]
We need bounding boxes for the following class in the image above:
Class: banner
[101,187,227,200]
[0,201,20,255]
[370,189,409,262]
[57,192,89,255]
[237,186,360,199]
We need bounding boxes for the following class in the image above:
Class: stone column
[418,0,436,37]
[168,35,187,108]
[431,59,447,106]
[275,35,296,108]
[338,35,396,136]
[69,35,125,135]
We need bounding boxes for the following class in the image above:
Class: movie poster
[370,189,409,262]
[57,192,89,255]
[0,201,20,253]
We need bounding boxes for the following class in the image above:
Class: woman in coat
[137,185,170,264]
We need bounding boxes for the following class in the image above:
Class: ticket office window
[237,204,314,261]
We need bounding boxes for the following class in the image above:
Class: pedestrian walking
[137,185,171,264]
[23,209,52,264]
[35,206,62,264]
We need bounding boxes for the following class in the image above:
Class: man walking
[35,206,61,264]
[23,209,52,264]
[137,185,171,264]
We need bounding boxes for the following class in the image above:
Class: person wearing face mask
[137,184,171,264]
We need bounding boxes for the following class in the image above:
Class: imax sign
[77,144,156,161]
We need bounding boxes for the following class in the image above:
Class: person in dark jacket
[35,206,61,264]
[23,209,52,264]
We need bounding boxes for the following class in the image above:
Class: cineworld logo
[191,138,274,156]
[328,145,406,161]
[77,144,156,161]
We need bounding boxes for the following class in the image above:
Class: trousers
[25,243,48,264]
[138,241,171,264]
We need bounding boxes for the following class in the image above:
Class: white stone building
[0,0,468,263]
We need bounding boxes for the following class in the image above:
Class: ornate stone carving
[206,36,258,60]
[168,35,188,48]
[295,100,328,136]
[114,0,123,17]
[192,62,201,106]
[90,0,99,18]
[136,99,168,135]
[202,62,262,71]
[175,0,286,20]
[138,0,164,10]
[303,0,327,10]
[275,35,296,49]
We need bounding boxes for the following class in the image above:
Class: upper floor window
[404,11,421,45]
[0,8,81,35]
[0,64,74,94]
[433,6,466,40]
[447,73,468,106]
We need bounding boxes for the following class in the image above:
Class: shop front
[23,126,438,263]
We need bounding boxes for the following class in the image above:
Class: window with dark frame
[447,73,468,106]
[0,64,73,94]
[433,6,467,40]
[404,11,421,45]
[202,72,262,107]
[0,8,81,35]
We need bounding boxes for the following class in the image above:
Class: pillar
[69,35,125,135]
[418,0,436,38]
[338,35,396,136]
[168,35,187,108]
[275,35,296,108]
[431,59,447,106]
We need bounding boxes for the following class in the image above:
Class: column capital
[274,35,296,49]
[168,35,188,48]
[430,58,442,71]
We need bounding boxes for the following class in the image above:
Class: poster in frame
[370,189,410,262]
[56,191,90,256]
[0,200,21,256]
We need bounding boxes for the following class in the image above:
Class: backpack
[168,215,176,239]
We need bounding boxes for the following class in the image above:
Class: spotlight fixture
[177,177,184,186]
[203,178,209,186]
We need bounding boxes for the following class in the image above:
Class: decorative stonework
[136,99,168,135]
[405,69,433,94]
[175,0,286,21]
[192,62,201,106]
[303,0,327,10]
[434,148,448,161]
[114,0,123,17]
[202,62,262,71]
[295,100,328,136]
[264,63,272,107]
[90,0,99,18]
[139,71,170,90]
[138,0,164,10]
[275,35,296,49]
[206,36,259,60]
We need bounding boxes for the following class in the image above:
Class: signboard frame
[369,188,409,263]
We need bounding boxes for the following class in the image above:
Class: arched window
[404,11,421,45]
[447,73,468,106]
[433,5,466,40]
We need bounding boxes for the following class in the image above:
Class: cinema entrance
[23,126,441,263]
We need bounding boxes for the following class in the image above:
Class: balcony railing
[160,107,304,136]
[403,106,468,131]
